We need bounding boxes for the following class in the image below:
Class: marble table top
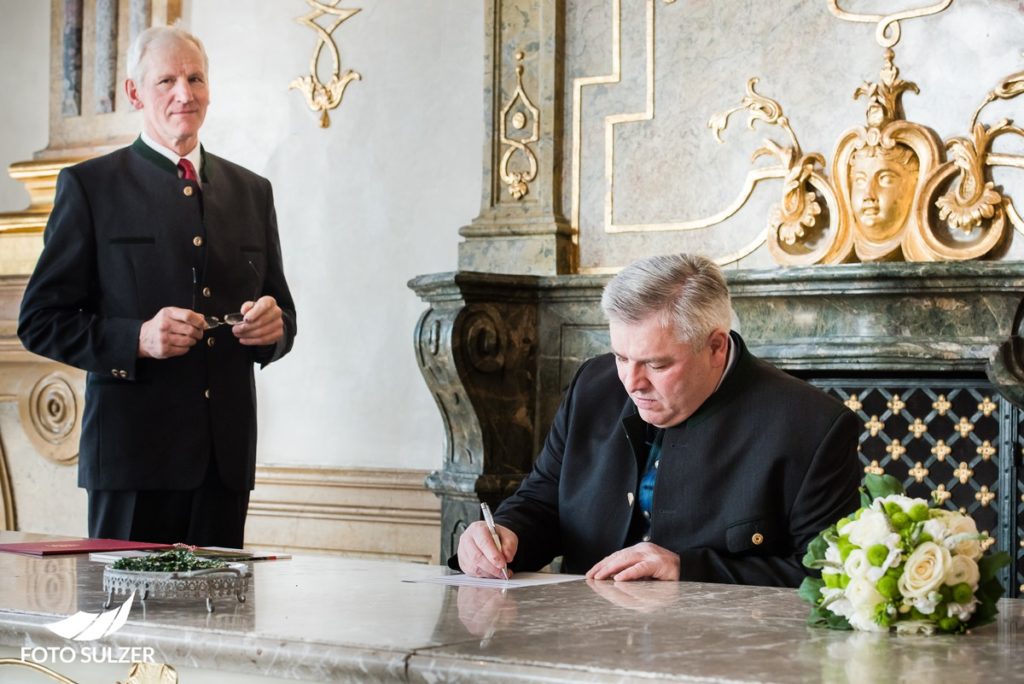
[0,537,1021,682]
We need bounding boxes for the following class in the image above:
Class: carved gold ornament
[499,52,540,200]
[952,461,973,485]
[865,414,884,437]
[706,1,1023,265]
[290,1,362,128]
[974,485,995,507]
[908,418,927,438]
[844,393,862,412]
[976,440,996,461]
[864,459,884,475]
[932,394,951,415]
[930,439,950,461]
[931,483,952,504]
[908,461,928,483]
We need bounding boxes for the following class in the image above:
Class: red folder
[0,538,172,556]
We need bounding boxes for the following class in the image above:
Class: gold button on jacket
[751,533,764,545]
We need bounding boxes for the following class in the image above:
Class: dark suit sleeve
[18,168,142,376]
[677,409,861,587]
[446,360,595,573]
[247,182,296,367]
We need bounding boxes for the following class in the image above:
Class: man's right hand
[138,307,205,359]
[457,521,518,578]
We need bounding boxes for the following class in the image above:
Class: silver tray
[103,563,249,612]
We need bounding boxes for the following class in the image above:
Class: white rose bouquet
[799,474,1010,634]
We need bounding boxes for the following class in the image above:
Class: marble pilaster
[458,0,575,276]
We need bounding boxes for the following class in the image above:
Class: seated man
[455,253,860,587]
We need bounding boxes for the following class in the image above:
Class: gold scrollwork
[499,53,540,200]
[29,374,77,453]
[827,0,953,49]
[289,1,362,128]
[707,4,1023,265]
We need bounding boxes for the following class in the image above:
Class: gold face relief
[702,5,1023,265]
[849,147,917,240]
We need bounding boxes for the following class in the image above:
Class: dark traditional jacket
[18,138,296,492]
[492,334,860,587]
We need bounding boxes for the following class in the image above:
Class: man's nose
[621,364,648,392]
[172,78,194,101]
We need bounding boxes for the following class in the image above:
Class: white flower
[843,509,891,549]
[907,592,940,615]
[922,518,949,543]
[848,608,887,632]
[898,542,951,598]
[844,549,870,580]
[823,543,843,575]
[943,554,980,589]
[846,577,885,612]
[946,598,978,622]
[878,494,919,513]
[943,514,982,560]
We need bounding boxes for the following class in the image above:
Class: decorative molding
[289,0,362,128]
[247,466,441,563]
[27,374,78,454]
[498,52,540,200]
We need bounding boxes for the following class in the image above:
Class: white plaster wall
[0,0,49,211]
[0,1,482,473]
[182,1,482,469]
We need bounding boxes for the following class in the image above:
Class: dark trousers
[87,457,251,548]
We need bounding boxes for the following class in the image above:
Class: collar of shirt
[711,332,737,395]
[140,131,202,184]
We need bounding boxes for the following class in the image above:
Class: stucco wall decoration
[710,0,1024,264]
[290,0,362,128]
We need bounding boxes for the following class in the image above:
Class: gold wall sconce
[290,0,362,128]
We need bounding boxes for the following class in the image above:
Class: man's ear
[125,79,143,110]
[707,329,729,363]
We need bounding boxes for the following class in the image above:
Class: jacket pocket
[725,516,779,554]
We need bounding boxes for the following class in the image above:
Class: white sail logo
[43,592,135,641]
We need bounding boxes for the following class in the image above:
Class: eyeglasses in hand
[192,261,261,329]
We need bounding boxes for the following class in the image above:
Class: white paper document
[406,572,585,589]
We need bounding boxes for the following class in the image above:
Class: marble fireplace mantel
[410,262,1024,591]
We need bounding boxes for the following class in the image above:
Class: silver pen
[480,502,510,580]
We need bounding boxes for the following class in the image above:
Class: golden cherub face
[849,146,919,243]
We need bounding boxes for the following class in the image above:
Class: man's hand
[457,521,518,579]
[232,295,284,346]
[138,307,205,359]
[585,541,680,581]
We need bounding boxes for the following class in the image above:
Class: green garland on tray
[111,545,228,573]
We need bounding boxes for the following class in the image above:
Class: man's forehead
[143,38,206,73]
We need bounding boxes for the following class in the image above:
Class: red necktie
[178,158,199,183]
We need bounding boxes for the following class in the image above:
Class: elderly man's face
[126,37,209,155]
[609,316,729,428]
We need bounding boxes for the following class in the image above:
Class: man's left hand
[232,295,284,346]
[584,542,680,581]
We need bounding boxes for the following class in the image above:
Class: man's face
[125,38,209,154]
[850,151,917,242]
[609,315,729,428]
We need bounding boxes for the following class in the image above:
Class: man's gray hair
[600,253,733,349]
[126,25,208,84]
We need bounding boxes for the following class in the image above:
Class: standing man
[18,26,296,548]
[455,254,860,587]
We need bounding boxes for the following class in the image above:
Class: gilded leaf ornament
[705,1,1024,264]
[290,1,362,128]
